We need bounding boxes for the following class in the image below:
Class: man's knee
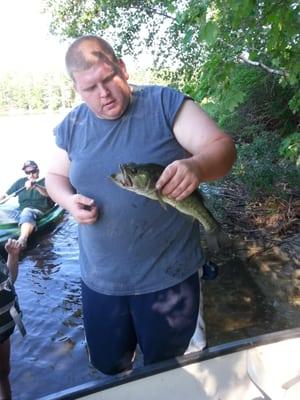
[90,351,133,375]
[20,207,33,216]
[19,208,38,226]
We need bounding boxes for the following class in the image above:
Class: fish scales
[110,163,230,253]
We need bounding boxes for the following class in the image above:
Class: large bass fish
[111,163,230,253]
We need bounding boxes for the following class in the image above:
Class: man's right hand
[25,179,35,190]
[69,194,99,224]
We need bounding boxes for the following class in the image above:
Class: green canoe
[0,204,64,250]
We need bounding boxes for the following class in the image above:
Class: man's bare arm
[46,147,99,224]
[156,99,236,200]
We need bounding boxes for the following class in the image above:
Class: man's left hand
[155,158,201,201]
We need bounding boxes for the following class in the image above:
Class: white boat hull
[39,328,300,400]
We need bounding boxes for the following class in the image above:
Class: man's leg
[130,272,203,365]
[17,208,43,248]
[81,281,137,375]
[18,222,35,248]
[0,338,11,400]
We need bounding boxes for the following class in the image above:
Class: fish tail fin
[206,228,231,254]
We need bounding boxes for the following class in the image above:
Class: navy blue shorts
[81,272,200,375]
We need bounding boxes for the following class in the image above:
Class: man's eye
[104,72,116,84]
[85,86,96,92]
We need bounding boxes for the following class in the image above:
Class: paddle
[0,178,44,206]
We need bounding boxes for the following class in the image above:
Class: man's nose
[97,84,109,97]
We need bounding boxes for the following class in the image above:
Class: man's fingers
[155,164,177,191]
[156,163,189,196]
[155,158,203,200]
[174,182,196,201]
[75,193,95,207]
[76,209,99,224]
[71,194,99,224]
[5,238,22,252]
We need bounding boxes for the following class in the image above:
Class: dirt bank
[211,181,300,322]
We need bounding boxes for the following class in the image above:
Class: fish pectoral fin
[156,190,167,210]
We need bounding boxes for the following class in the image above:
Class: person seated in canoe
[0,160,54,249]
[0,238,25,400]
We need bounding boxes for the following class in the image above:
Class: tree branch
[139,5,176,21]
[239,54,287,77]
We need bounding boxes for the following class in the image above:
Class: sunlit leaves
[198,21,219,45]
[42,0,300,114]
[279,132,300,166]
[0,72,75,113]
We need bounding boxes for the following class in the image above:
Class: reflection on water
[203,256,285,346]
[0,204,19,224]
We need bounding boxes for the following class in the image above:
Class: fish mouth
[120,164,133,187]
[111,164,133,187]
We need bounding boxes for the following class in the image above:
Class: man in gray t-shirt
[46,35,236,374]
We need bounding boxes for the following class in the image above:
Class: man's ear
[118,59,129,80]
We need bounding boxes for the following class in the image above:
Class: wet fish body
[111,163,230,253]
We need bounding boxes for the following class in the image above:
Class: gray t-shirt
[55,85,204,295]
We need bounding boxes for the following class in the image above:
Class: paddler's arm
[25,179,49,197]
[33,183,49,197]
[0,193,7,201]
[45,147,99,224]
[155,99,236,201]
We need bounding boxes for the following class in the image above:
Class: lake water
[0,114,296,399]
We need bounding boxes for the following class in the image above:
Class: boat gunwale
[0,205,62,228]
[37,326,300,400]
[0,204,64,246]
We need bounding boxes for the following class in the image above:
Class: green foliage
[0,72,75,114]
[201,66,299,138]
[279,132,300,166]
[38,0,300,199]
[42,0,300,114]
[233,132,300,197]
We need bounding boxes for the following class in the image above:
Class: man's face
[24,167,39,180]
[73,59,132,120]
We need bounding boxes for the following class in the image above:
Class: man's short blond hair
[65,35,119,81]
